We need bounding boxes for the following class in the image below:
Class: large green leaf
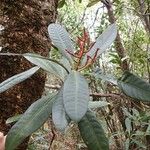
[118,71,150,102]
[23,53,68,80]
[52,88,69,132]
[48,23,74,63]
[82,24,117,64]
[0,66,39,94]
[5,93,57,150]
[78,111,109,150]
[63,71,89,122]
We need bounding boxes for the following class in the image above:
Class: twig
[89,7,101,29]
[45,84,121,98]
[90,93,121,98]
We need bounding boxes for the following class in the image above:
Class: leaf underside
[82,23,117,65]
[63,70,89,122]
[52,88,69,132]
[23,53,67,80]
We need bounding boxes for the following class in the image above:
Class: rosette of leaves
[0,23,118,150]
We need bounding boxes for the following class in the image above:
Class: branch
[137,0,150,34]
[45,84,121,98]
[101,0,129,71]
[45,84,61,90]
[142,13,150,16]
[90,93,121,98]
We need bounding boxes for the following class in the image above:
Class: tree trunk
[0,0,58,149]
[101,0,129,71]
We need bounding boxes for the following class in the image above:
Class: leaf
[82,24,117,64]
[6,114,23,124]
[125,118,132,135]
[88,101,109,109]
[58,0,66,8]
[5,93,57,150]
[125,138,130,150]
[23,53,68,80]
[78,111,109,150]
[59,58,71,79]
[118,71,150,102]
[48,23,74,63]
[122,108,133,119]
[94,70,118,85]
[52,88,69,132]
[63,71,89,122]
[132,108,139,117]
[146,124,150,134]
[0,66,39,94]
[87,0,100,7]
[60,58,71,72]
[132,140,146,149]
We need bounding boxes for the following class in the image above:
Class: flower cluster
[66,28,99,71]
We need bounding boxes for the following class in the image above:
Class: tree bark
[101,0,129,71]
[0,0,58,149]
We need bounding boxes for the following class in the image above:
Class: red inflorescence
[66,29,99,70]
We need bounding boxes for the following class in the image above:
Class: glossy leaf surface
[78,111,109,150]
